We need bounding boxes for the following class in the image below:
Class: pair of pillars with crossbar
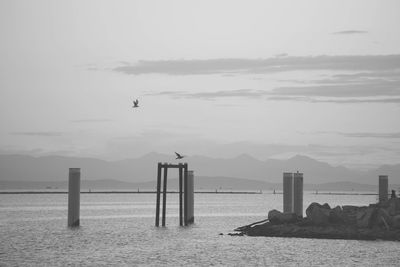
[155,162,194,227]
[283,172,303,217]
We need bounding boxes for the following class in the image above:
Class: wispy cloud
[312,131,400,139]
[268,97,400,104]
[70,119,113,123]
[268,67,400,103]
[332,30,368,35]
[147,89,267,100]
[339,132,400,139]
[10,131,63,137]
[113,55,400,76]
[271,81,400,98]
[151,90,400,104]
[123,54,400,104]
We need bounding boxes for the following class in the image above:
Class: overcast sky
[1,0,400,169]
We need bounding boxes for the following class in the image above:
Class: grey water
[1,192,399,266]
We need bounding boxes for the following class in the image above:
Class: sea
[1,192,399,266]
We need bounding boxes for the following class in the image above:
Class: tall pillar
[179,164,183,226]
[293,172,303,217]
[283,172,293,213]
[379,175,388,203]
[155,163,162,226]
[162,165,168,227]
[68,168,80,227]
[184,170,194,225]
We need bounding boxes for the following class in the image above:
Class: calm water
[1,192,399,266]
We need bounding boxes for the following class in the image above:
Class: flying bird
[175,152,185,160]
[132,99,139,108]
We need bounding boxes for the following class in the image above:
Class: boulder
[268,209,298,225]
[329,206,345,224]
[342,205,359,225]
[392,215,400,229]
[306,203,325,217]
[322,203,331,210]
[306,203,331,225]
[387,198,400,216]
[356,207,375,228]
[377,208,391,228]
[370,208,392,229]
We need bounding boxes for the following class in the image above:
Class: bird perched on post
[132,99,139,108]
[175,152,185,160]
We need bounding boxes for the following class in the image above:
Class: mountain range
[0,153,399,190]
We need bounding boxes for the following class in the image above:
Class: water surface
[1,193,399,266]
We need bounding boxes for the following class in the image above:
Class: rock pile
[305,198,400,230]
[234,197,400,241]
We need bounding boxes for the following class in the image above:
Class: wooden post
[162,164,168,227]
[155,163,162,226]
[179,163,183,226]
[379,175,388,203]
[293,172,303,217]
[283,172,293,213]
[68,168,80,227]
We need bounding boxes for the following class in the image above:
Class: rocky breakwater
[234,198,400,241]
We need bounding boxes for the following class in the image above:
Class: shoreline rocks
[234,198,400,241]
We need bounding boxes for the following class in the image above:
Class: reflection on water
[1,193,399,266]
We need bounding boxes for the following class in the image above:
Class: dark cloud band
[113,55,400,76]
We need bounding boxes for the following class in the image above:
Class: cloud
[313,131,400,139]
[271,80,400,98]
[268,97,400,104]
[10,131,63,137]
[268,68,400,103]
[113,55,400,76]
[147,89,267,100]
[70,119,113,123]
[126,54,400,105]
[338,132,400,139]
[332,30,368,35]
[151,90,400,104]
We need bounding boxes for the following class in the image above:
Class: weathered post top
[69,168,80,174]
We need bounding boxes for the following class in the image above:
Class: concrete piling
[155,163,162,227]
[379,175,388,203]
[293,172,303,217]
[283,172,294,213]
[184,170,194,225]
[162,164,168,227]
[68,168,80,227]
[179,164,183,226]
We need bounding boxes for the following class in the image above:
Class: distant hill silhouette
[0,153,399,187]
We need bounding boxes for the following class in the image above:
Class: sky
[0,0,400,170]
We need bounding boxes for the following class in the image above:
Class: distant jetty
[233,198,400,241]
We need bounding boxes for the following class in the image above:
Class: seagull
[175,152,185,160]
[132,99,139,108]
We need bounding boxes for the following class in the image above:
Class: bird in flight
[175,152,185,160]
[132,99,139,108]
